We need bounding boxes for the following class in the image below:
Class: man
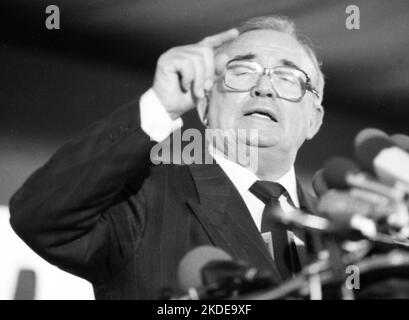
[9,15,325,299]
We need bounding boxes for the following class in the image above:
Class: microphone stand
[229,257,331,300]
[325,237,354,299]
[230,241,370,300]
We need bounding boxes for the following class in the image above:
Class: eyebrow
[280,59,302,71]
[227,54,257,64]
[227,55,302,71]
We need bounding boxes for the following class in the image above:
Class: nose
[250,74,277,99]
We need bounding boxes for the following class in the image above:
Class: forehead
[226,29,316,78]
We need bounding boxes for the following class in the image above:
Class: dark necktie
[249,180,300,280]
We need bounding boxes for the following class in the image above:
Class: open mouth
[244,110,278,122]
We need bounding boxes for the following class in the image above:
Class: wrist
[152,87,186,121]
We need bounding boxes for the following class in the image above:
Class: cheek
[208,90,247,127]
[283,106,310,140]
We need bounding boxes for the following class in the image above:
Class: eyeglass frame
[222,61,320,102]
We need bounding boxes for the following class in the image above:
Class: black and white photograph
[1,0,409,304]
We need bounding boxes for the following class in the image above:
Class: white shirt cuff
[140,88,183,142]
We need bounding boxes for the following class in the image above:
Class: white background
[0,205,94,300]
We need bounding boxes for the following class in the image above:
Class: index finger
[199,28,239,48]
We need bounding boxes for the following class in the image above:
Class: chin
[238,131,280,148]
[237,118,280,143]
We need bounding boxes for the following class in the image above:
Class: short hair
[234,15,325,104]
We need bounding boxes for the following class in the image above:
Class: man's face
[207,29,323,156]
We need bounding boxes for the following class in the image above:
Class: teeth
[252,112,272,120]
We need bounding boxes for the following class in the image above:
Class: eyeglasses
[223,61,320,102]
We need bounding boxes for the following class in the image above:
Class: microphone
[317,190,378,238]
[318,190,409,252]
[176,246,273,300]
[312,168,329,197]
[354,128,388,148]
[268,194,372,237]
[390,133,409,153]
[13,269,36,300]
[201,259,274,294]
[270,206,332,233]
[323,156,409,229]
[275,179,404,239]
[355,131,409,186]
[177,245,232,294]
[272,196,375,239]
[323,156,404,201]
[355,128,409,155]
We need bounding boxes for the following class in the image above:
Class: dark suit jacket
[9,97,319,299]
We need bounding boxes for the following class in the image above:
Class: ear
[306,104,324,140]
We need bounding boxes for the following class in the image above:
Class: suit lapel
[293,180,320,268]
[186,163,282,284]
[297,180,318,215]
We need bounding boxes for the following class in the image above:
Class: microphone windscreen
[354,128,388,149]
[177,246,232,292]
[323,157,360,189]
[355,135,394,173]
[312,168,329,197]
[317,190,370,227]
[390,134,409,152]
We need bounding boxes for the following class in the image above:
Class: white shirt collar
[209,146,299,207]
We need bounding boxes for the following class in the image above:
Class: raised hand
[152,28,239,120]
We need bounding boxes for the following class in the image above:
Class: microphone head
[355,134,394,173]
[317,190,373,239]
[201,260,247,287]
[312,168,329,197]
[323,157,360,189]
[177,246,232,292]
[317,190,356,227]
[354,128,388,149]
[390,134,409,152]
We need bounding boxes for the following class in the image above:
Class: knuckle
[195,45,213,59]
[187,55,203,70]
[157,52,168,63]
[183,63,195,77]
[184,58,195,69]
[201,46,213,55]
[201,36,210,43]
[157,50,175,64]
[168,45,184,53]
[164,46,186,57]
[195,52,206,65]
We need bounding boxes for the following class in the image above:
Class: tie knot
[249,180,285,204]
